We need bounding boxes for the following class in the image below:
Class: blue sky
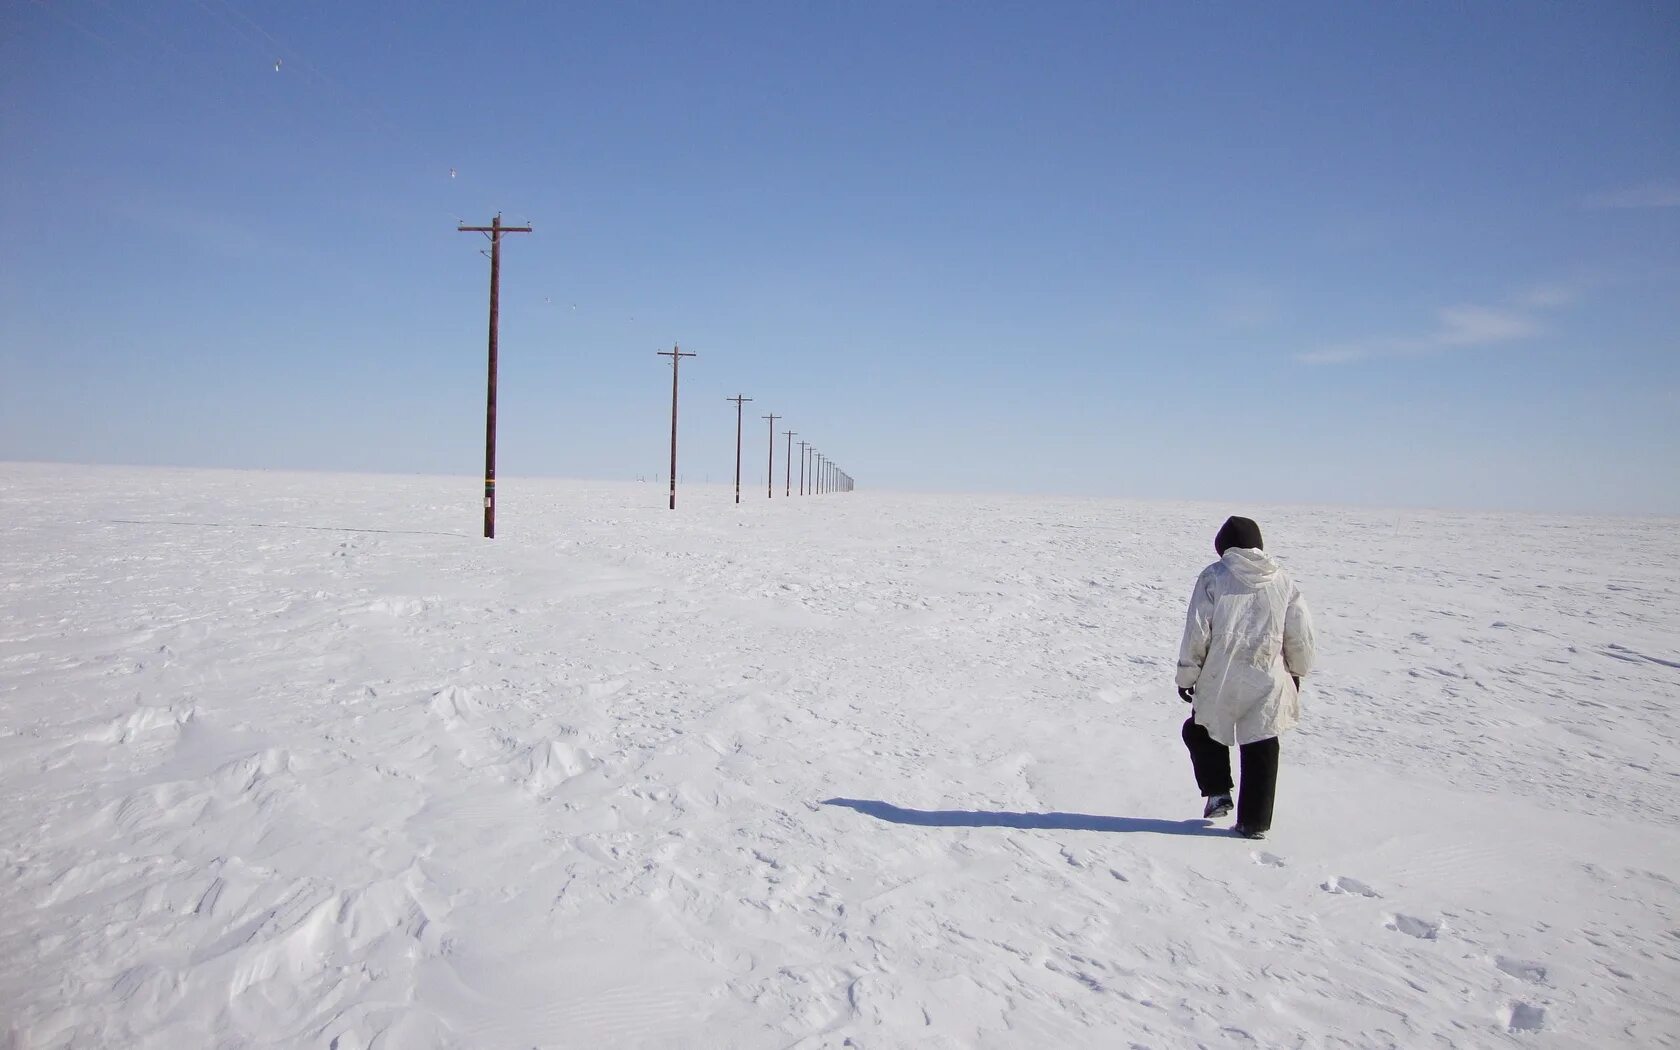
[2,2,1676,513]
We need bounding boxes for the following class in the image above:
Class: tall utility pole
[816,453,824,495]
[783,430,796,497]
[658,345,696,510]
[727,394,752,504]
[798,441,809,495]
[457,214,532,539]
[763,413,779,498]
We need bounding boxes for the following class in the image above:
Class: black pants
[1181,718,1279,832]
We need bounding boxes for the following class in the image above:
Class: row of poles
[657,349,854,511]
[461,214,854,536]
[719,389,853,508]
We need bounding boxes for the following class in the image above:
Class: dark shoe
[1232,824,1267,840]
[1202,794,1233,819]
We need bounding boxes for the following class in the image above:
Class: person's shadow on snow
[823,798,1224,836]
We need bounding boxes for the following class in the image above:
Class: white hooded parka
[1176,547,1316,746]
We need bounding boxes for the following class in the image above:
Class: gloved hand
[1178,686,1194,704]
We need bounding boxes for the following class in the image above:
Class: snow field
[2,463,1677,1048]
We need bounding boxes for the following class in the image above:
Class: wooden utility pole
[727,394,752,504]
[658,345,696,509]
[816,453,824,495]
[798,441,809,495]
[457,214,532,539]
[763,413,779,498]
[783,430,795,497]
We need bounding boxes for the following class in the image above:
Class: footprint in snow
[1507,1001,1546,1032]
[1252,851,1286,868]
[1322,875,1381,897]
[1387,913,1442,939]
[1496,956,1549,984]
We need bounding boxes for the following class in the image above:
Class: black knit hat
[1215,516,1264,555]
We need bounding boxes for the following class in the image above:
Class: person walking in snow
[1175,516,1315,840]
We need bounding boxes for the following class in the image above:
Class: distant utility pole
[457,213,532,539]
[727,394,752,505]
[763,413,779,498]
[783,430,796,497]
[816,453,825,495]
[658,345,696,510]
[798,441,809,495]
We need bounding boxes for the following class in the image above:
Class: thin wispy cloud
[1513,283,1579,309]
[1433,305,1541,346]
[1585,181,1680,209]
[1297,285,1572,366]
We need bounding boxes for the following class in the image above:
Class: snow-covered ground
[2,462,1677,1049]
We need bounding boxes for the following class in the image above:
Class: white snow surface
[3,462,1678,1049]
